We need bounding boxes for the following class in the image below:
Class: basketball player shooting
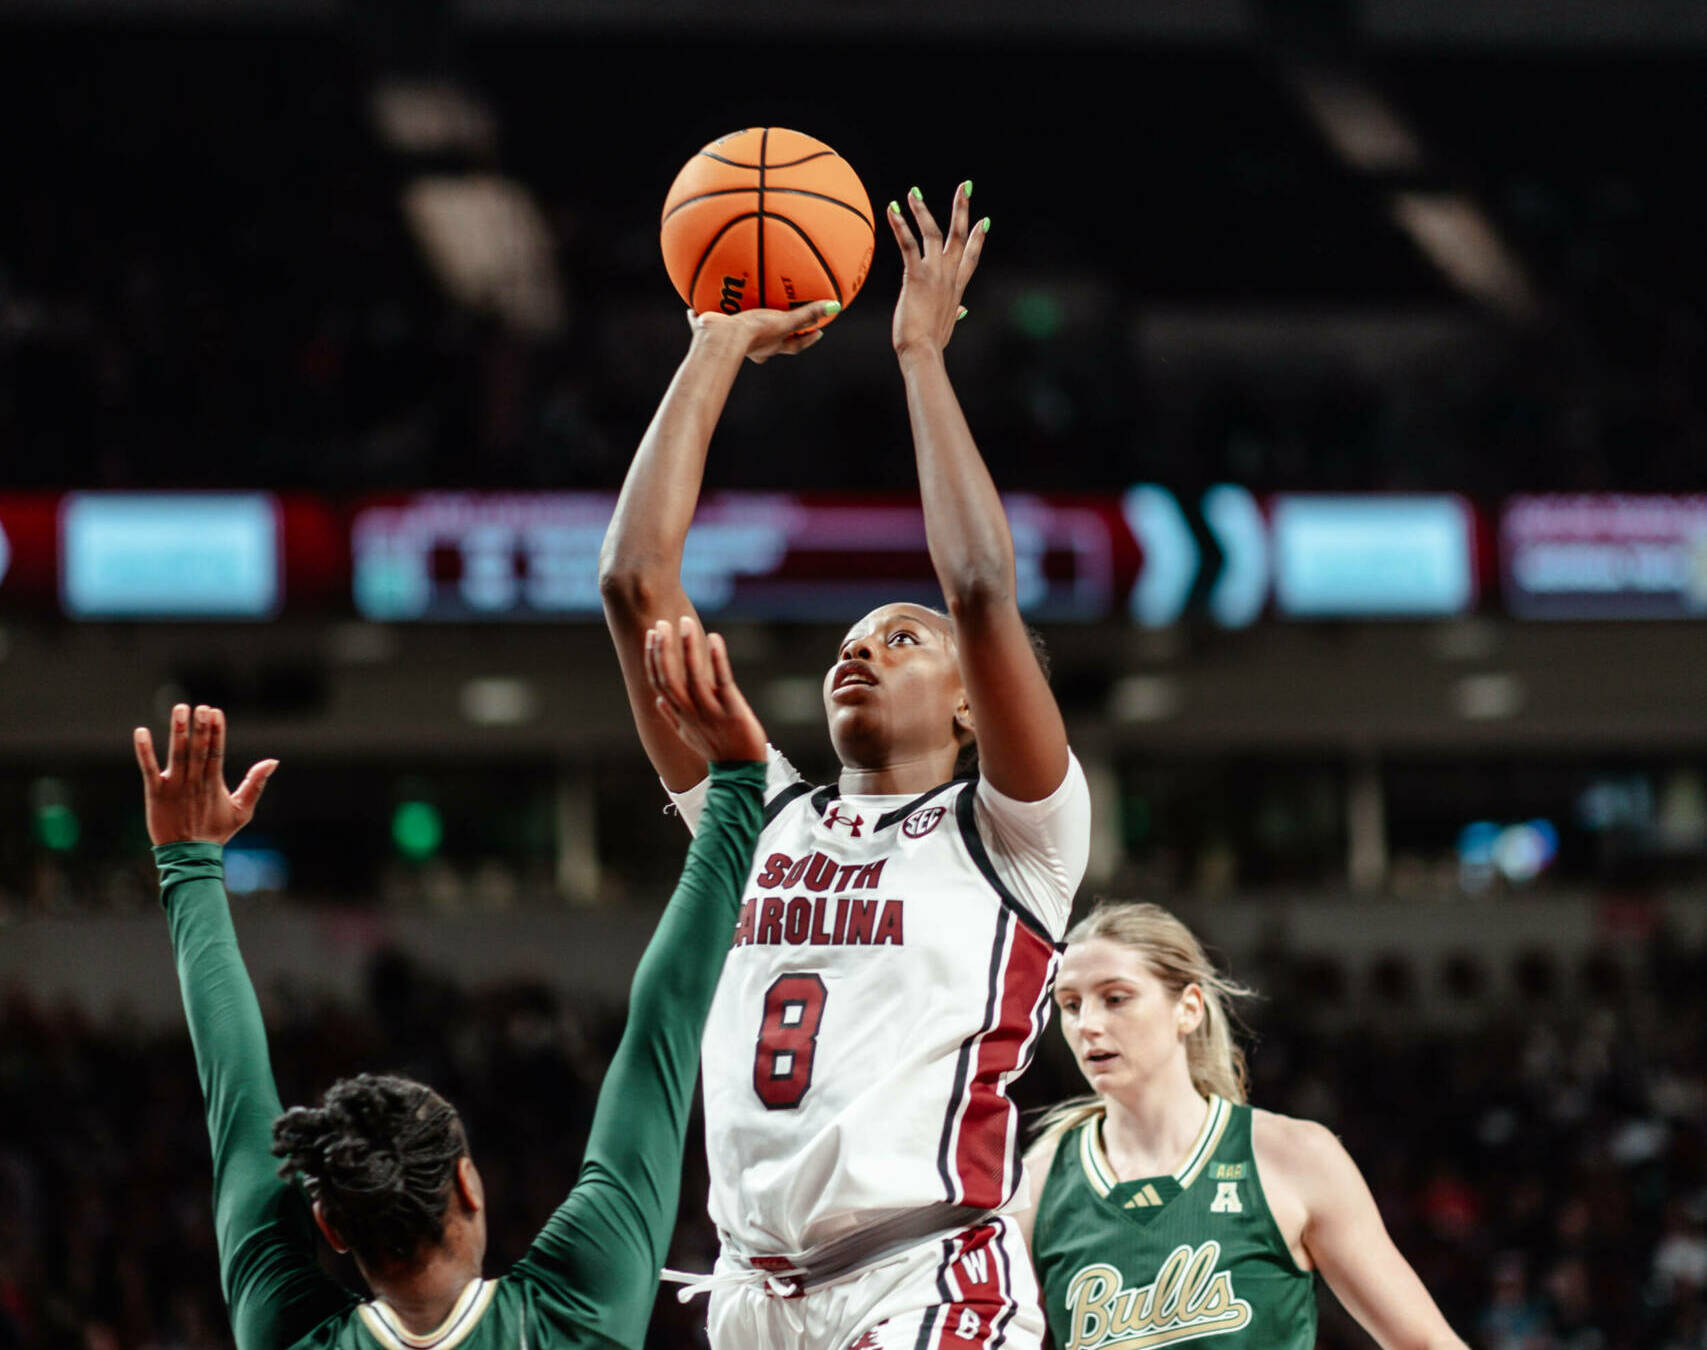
[600,182,1092,1350]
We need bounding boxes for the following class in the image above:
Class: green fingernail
[962,180,974,198]
[909,186,923,202]
[956,307,968,322]
[888,200,901,215]
[824,300,842,315]
[979,216,991,233]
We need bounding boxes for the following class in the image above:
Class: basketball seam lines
[663,187,875,233]
[687,212,760,314]
[768,214,845,305]
[757,128,768,309]
[700,149,834,171]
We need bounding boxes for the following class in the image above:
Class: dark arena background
[3,1,1706,1348]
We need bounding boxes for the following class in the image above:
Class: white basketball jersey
[673,749,1090,1258]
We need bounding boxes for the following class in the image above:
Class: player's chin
[825,693,883,741]
[826,702,884,756]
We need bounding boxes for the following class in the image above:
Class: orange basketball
[661,128,875,326]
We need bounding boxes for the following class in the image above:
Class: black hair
[272,1073,467,1269]
[951,621,1053,779]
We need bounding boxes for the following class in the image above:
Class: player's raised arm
[137,706,354,1350]
[599,302,839,792]
[513,617,766,1345]
[887,183,1069,802]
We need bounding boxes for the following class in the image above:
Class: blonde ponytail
[1033,902,1256,1153]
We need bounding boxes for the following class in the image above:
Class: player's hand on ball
[888,181,985,358]
[645,617,768,764]
[134,704,278,846]
[689,298,841,365]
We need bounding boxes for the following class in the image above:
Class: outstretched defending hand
[134,703,277,846]
[688,297,841,365]
[645,617,768,764]
[888,181,986,358]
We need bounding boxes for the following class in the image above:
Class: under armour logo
[822,806,864,837]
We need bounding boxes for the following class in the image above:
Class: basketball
[660,128,875,326]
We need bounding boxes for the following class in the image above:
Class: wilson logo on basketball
[1063,1242,1252,1350]
[902,806,946,839]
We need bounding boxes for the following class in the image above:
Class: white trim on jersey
[357,1278,496,1350]
[1175,1096,1233,1188]
[1079,1096,1231,1197]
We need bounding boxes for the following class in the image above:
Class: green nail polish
[956,307,968,322]
[888,200,901,215]
[962,180,974,198]
[979,216,991,233]
[909,186,923,201]
[824,300,842,315]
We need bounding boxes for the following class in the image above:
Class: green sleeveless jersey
[1033,1096,1316,1350]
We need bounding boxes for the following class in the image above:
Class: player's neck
[837,747,957,797]
[1099,1071,1210,1181]
[368,1253,482,1336]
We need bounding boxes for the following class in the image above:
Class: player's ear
[455,1156,484,1216]
[1176,984,1206,1039]
[312,1199,350,1254]
[954,694,975,740]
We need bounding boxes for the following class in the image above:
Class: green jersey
[1033,1096,1316,1350]
[158,760,766,1350]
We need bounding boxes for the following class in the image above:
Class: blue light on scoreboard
[1270,495,1477,618]
[60,493,281,619]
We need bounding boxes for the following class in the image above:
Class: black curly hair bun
[272,1074,466,1267]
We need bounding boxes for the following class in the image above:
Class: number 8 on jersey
[754,973,827,1110]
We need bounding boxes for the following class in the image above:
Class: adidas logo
[1124,1183,1166,1209]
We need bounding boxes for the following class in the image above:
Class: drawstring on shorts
[660,1262,806,1303]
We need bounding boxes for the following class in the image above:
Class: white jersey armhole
[969,751,1092,939]
[665,745,803,835]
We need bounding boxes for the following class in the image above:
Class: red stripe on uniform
[932,1224,1009,1349]
[949,923,1057,1209]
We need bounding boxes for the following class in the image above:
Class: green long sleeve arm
[510,760,763,1347]
[158,843,356,1350]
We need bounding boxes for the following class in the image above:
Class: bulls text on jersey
[1061,1241,1252,1350]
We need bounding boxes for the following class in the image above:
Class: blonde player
[600,183,1091,1350]
[1022,902,1470,1350]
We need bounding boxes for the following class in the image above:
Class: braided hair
[272,1074,468,1268]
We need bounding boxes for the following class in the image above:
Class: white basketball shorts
[706,1216,1043,1350]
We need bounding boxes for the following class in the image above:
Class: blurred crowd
[3,35,1705,501]
[5,185,1704,499]
[2,920,1703,1350]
